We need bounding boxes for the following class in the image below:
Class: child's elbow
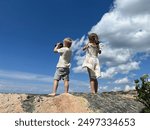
[53,49,58,53]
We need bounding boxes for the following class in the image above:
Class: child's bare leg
[64,80,69,93]
[87,68,97,94]
[90,78,96,94]
[95,79,98,93]
[49,80,59,96]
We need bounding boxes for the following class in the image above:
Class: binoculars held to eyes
[55,42,63,48]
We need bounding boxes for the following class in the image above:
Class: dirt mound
[0,93,91,113]
[0,94,27,112]
[34,93,92,113]
[0,91,145,113]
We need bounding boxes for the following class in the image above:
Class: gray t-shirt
[57,47,72,68]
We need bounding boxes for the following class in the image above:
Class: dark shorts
[54,67,70,81]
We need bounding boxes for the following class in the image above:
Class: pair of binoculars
[55,42,63,48]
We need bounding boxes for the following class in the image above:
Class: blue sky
[0,0,150,94]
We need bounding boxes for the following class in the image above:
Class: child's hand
[57,43,63,48]
[54,44,60,52]
[83,44,89,51]
[98,50,101,54]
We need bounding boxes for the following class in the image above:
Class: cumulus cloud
[72,65,86,73]
[112,86,121,92]
[72,0,150,80]
[72,35,87,53]
[100,45,133,66]
[90,0,150,52]
[124,85,135,91]
[99,86,108,92]
[114,77,129,84]
[114,0,150,16]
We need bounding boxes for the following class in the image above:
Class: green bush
[135,74,150,113]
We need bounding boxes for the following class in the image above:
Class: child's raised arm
[83,44,89,51]
[54,43,63,53]
[54,45,58,53]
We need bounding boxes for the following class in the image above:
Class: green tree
[135,74,150,112]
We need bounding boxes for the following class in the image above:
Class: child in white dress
[82,33,101,94]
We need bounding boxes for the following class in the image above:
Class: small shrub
[135,74,150,112]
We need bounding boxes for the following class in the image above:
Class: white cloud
[0,78,51,94]
[114,0,150,16]
[72,66,86,73]
[70,79,89,87]
[0,69,52,83]
[101,61,140,78]
[72,0,149,80]
[112,86,121,92]
[99,86,108,92]
[90,0,150,52]
[114,77,129,84]
[72,35,87,53]
[74,55,85,66]
[70,79,90,92]
[0,70,53,94]
[0,69,90,93]
[124,85,135,91]
[101,67,117,78]
[100,44,133,66]
[117,61,140,73]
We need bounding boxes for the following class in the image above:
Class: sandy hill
[0,91,145,113]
